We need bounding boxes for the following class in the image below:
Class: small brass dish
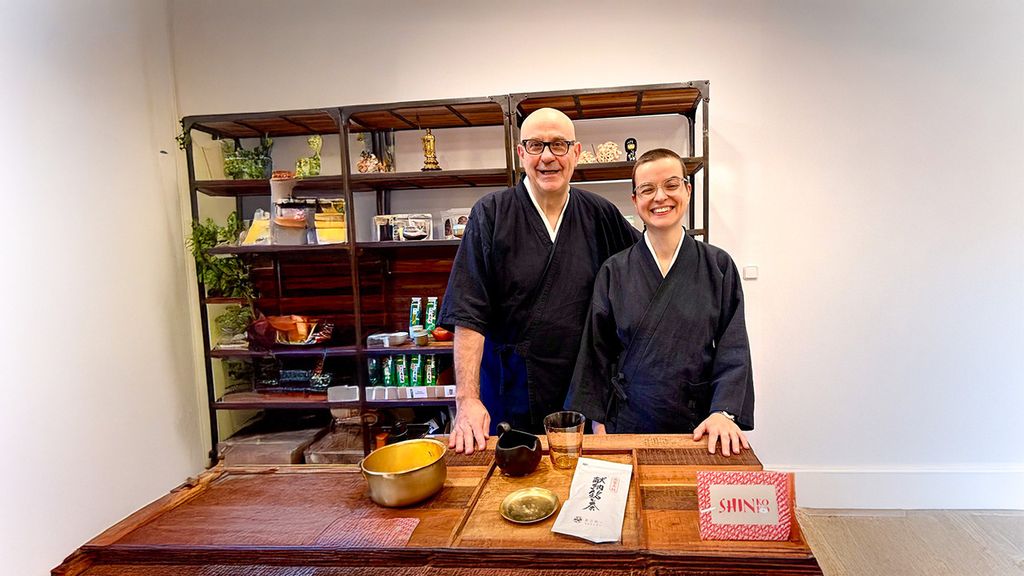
[499,487,560,524]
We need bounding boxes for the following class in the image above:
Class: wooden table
[53,435,822,575]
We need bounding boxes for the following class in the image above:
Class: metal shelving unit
[182,83,713,464]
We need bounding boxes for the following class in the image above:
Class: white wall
[171,0,1024,509]
[0,1,205,573]
[741,0,1024,507]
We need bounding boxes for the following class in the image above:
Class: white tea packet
[551,457,633,543]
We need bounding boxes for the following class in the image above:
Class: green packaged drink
[381,355,395,386]
[410,354,424,386]
[395,355,409,386]
[367,357,381,386]
[424,355,437,386]
[425,296,438,332]
[409,297,422,334]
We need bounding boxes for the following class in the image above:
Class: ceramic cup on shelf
[411,328,430,346]
[269,170,296,205]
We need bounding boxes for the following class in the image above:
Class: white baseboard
[774,465,1024,509]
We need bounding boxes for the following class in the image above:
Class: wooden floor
[798,509,1024,575]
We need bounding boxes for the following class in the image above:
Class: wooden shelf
[345,98,506,132]
[194,175,345,197]
[208,343,458,359]
[212,392,454,410]
[208,243,349,255]
[365,398,456,408]
[569,158,704,183]
[186,109,338,139]
[202,296,248,305]
[213,391,339,410]
[357,240,461,250]
[194,179,269,197]
[207,240,466,255]
[195,169,509,197]
[508,159,704,184]
[513,82,707,120]
[364,341,454,355]
[350,168,508,191]
[209,346,358,359]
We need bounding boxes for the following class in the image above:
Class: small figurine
[357,150,382,173]
[295,135,322,178]
[596,141,622,163]
[625,138,637,162]
[356,133,384,173]
[421,128,442,171]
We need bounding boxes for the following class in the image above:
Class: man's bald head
[521,107,576,140]
[517,107,581,197]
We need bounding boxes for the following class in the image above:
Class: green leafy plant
[222,135,274,179]
[187,212,254,299]
[215,304,255,336]
[175,120,191,151]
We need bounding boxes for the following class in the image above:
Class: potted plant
[222,135,273,180]
[187,212,255,299]
[214,304,254,348]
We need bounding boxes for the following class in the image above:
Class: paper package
[551,457,633,544]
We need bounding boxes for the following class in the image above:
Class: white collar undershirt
[644,229,685,278]
[523,178,569,243]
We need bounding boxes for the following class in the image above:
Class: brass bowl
[360,438,447,507]
[499,487,560,524]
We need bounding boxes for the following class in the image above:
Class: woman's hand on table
[449,396,490,454]
[693,413,749,456]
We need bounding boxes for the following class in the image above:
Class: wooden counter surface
[53,435,822,575]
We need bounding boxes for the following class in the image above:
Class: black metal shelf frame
[182,84,713,465]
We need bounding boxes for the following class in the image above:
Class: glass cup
[544,411,586,469]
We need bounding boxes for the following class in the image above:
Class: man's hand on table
[693,412,749,456]
[449,396,490,454]
[592,421,607,434]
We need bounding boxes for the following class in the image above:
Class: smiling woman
[565,148,754,457]
[632,152,692,243]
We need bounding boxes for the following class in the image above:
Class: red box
[697,470,793,541]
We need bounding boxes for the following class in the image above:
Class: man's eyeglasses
[521,139,576,156]
[633,176,688,198]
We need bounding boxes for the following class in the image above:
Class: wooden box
[304,424,365,464]
[217,425,327,465]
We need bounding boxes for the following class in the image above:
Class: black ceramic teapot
[494,422,542,476]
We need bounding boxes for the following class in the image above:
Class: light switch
[742,266,759,280]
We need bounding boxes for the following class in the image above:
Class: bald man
[438,108,640,453]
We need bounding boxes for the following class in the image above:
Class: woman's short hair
[631,148,689,193]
